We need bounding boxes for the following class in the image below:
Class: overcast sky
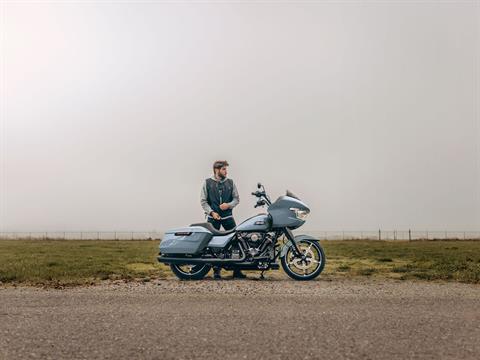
[1,1,479,232]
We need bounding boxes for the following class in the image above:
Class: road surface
[1,277,479,359]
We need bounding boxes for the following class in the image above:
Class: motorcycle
[157,183,326,281]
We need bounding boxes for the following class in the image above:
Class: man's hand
[219,203,230,211]
[211,212,221,220]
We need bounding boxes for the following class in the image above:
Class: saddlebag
[159,226,213,255]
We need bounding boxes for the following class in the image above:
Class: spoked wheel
[170,264,211,280]
[281,240,326,281]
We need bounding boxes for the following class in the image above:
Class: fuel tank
[236,214,272,232]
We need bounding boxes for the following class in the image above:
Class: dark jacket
[200,176,240,218]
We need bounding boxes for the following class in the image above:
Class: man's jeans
[208,217,238,277]
[208,217,243,277]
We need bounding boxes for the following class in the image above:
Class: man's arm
[200,180,213,215]
[227,181,240,209]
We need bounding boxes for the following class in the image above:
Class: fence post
[342,231,344,240]
[131,231,134,240]
[114,231,117,240]
[409,229,411,241]
[394,230,397,241]
[378,229,381,241]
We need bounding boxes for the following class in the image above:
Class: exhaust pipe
[158,256,272,267]
[158,256,247,265]
[158,242,273,266]
[158,244,248,265]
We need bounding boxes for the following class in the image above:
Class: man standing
[200,160,246,280]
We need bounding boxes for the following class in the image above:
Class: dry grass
[0,239,479,286]
[0,240,168,286]
[322,240,480,283]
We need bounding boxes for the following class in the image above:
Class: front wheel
[170,264,211,280]
[281,240,326,281]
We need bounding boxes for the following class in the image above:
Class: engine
[238,232,274,258]
[207,232,275,261]
[243,232,262,247]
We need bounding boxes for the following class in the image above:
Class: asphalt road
[1,277,479,359]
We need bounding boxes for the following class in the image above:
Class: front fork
[282,228,302,257]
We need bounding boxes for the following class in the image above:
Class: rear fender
[280,234,318,257]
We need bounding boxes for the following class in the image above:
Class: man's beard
[218,173,226,180]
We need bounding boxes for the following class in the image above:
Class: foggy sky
[1,1,479,232]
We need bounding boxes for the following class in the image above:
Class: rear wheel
[281,240,325,281]
[170,264,211,280]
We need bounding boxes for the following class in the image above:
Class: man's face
[217,166,228,179]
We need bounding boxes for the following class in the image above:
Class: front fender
[280,234,318,257]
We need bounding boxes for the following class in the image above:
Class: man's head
[213,160,229,179]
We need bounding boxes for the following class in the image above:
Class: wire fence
[301,230,480,241]
[1,230,480,241]
[0,231,161,240]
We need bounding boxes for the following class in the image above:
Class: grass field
[0,240,479,286]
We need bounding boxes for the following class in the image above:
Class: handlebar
[251,184,272,207]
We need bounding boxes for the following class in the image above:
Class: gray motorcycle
[157,183,326,281]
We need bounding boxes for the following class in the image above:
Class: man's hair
[213,160,229,171]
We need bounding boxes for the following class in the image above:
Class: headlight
[290,208,309,220]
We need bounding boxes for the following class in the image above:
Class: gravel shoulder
[1,278,479,359]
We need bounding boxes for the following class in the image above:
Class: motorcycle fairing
[268,195,309,229]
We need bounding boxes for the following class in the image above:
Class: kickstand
[260,271,265,280]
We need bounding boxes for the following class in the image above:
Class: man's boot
[213,267,222,280]
[232,269,247,279]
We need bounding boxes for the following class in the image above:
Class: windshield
[286,190,300,200]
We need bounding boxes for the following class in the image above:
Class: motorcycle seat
[189,222,236,236]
